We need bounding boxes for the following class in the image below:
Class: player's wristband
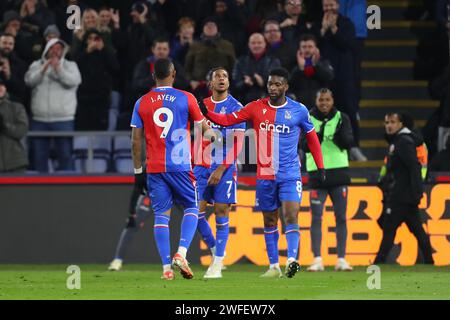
[134,167,143,174]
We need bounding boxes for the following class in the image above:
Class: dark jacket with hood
[75,29,120,104]
[0,92,29,172]
[303,107,353,188]
[380,127,423,207]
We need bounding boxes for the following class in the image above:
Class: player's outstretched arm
[198,99,249,127]
[306,129,326,182]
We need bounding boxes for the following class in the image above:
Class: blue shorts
[193,166,237,204]
[255,179,302,212]
[147,171,198,215]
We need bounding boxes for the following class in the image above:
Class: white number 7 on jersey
[153,107,174,138]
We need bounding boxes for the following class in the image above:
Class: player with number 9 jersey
[131,87,204,173]
[130,58,208,280]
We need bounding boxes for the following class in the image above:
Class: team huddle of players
[110,58,326,280]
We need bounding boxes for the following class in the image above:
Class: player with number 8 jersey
[199,68,325,278]
[130,58,212,280]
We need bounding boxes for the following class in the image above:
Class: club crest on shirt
[220,106,227,114]
[263,109,267,115]
[284,110,292,119]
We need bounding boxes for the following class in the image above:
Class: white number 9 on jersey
[153,107,174,138]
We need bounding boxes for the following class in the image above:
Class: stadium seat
[73,136,112,173]
[113,135,132,173]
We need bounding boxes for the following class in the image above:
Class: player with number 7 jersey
[130,58,212,280]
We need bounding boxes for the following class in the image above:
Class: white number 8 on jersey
[153,107,174,138]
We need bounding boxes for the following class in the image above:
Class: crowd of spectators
[0,0,445,173]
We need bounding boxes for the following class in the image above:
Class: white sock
[210,246,216,256]
[338,258,346,263]
[315,256,322,262]
[163,264,172,272]
[287,257,296,264]
[213,255,224,265]
[177,246,187,258]
[270,263,280,269]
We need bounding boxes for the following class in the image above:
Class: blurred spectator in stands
[262,20,296,71]
[98,6,128,54]
[184,16,235,99]
[339,0,367,106]
[19,0,55,34]
[0,76,28,173]
[423,64,450,159]
[170,17,196,66]
[270,0,319,44]
[127,1,162,79]
[428,135,450,173]
[43,24,59,43]
[97,6,128,131]
[320,0,366,161]
[1,10,41,64]
[0,32,26,104]
[152,0,210,36]
[132,37,188,100]
[232,32,280,104]
[25,38,81,172]
[289,34,334,108]
[71,8,99,59]
[75,29,119,131]
[210,0,246,56]
[245,0,283,35]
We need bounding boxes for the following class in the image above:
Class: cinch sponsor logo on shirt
[150,94,177,103]
[259,121,290,133]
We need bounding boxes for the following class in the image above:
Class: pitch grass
[0,264,448,300]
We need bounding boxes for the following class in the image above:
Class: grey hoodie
[25,38,82,122]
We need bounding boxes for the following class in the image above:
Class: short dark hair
[269,68,290,82]
[299,33,317,45]
[152,37,170,47]
[154,58,173,80]
[262,19,280,31]
[316,88,333,98]
[385,112,408,126]
[206,66,227,82]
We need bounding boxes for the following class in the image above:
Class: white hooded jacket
[25,38,82,122]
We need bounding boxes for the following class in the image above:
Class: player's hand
[254,73,264,87]
[207,165,226,185]
[134,171,147,191]
[296,50,306,70]
[318,168,326,183]
[198,99,209,116]
[312,48,320,65]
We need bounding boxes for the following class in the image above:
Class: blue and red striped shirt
[130,86,204,173]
